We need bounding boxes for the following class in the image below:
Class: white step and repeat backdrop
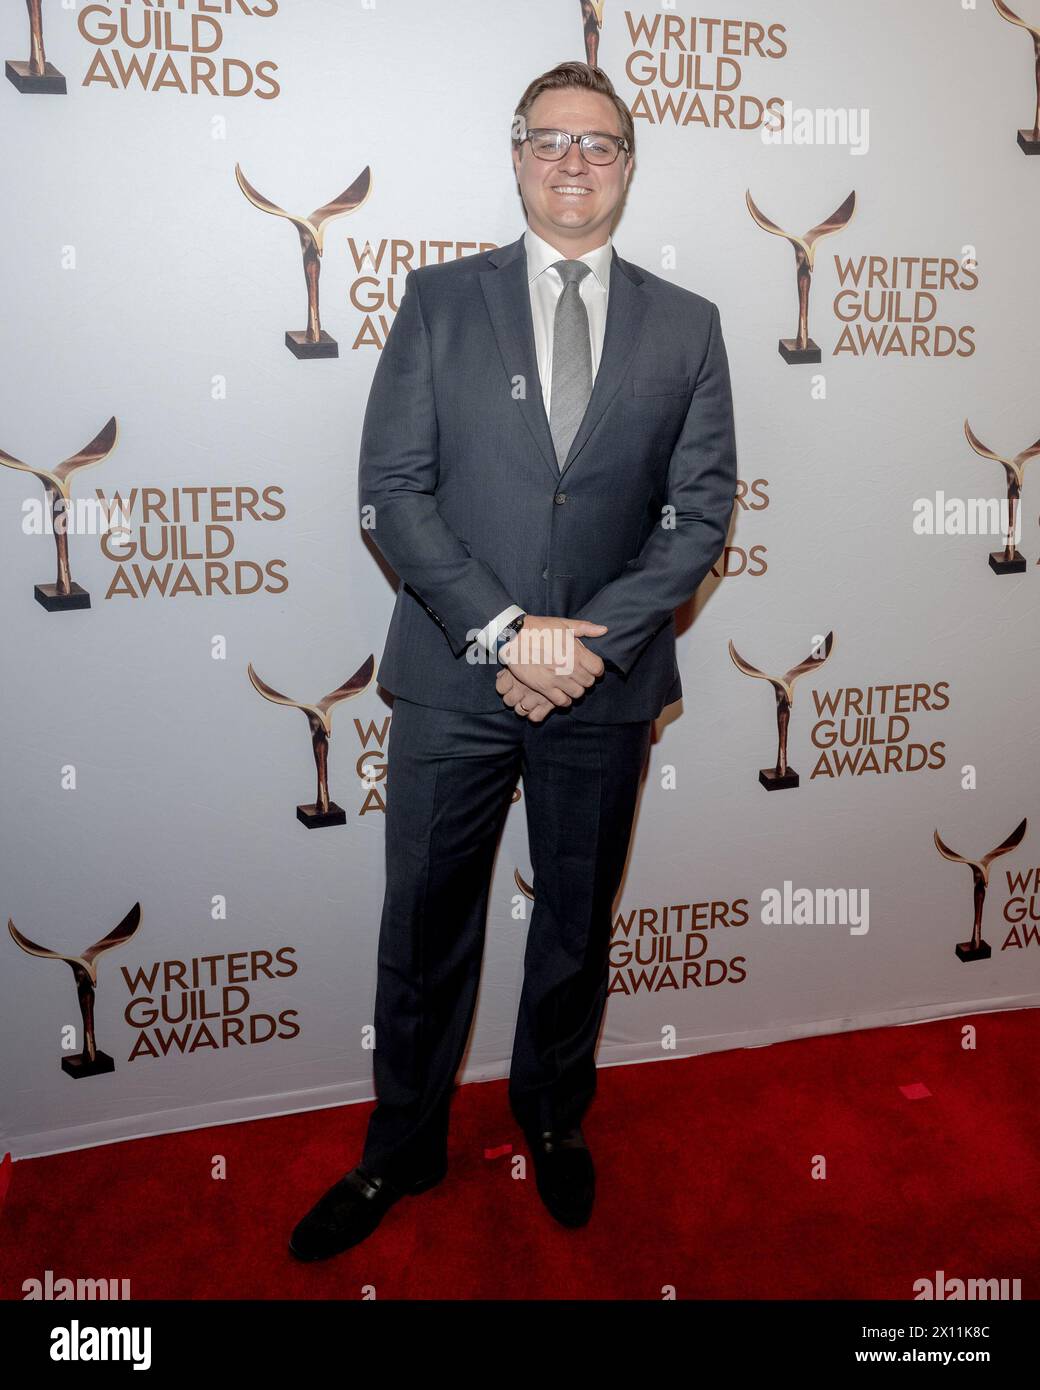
[2,0,1038,1158]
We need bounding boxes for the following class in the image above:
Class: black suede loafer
[289,1162,446,1261]
[524,1126,595,1227]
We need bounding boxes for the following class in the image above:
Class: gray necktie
[549,259,593,470]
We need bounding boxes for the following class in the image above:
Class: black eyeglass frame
[514,127,631,166]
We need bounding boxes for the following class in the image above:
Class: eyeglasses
[516,128,630,166]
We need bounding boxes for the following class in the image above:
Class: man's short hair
[512,61,635,162]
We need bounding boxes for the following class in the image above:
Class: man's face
[511,88,632,256]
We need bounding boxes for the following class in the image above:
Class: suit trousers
[359,693,653,1187]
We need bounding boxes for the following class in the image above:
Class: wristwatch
[493,612,526,658]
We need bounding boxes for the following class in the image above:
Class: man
[290,60,736,1261]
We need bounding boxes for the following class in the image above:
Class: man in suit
[290,60,736,1261]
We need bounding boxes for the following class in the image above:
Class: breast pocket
[631,375,692,397]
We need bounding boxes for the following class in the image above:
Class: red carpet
[3,1010,1038,1300]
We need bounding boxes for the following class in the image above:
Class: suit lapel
[480,234,650,484]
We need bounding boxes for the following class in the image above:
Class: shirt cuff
[472,604,526,655]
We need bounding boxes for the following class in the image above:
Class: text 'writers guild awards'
[728,632,835,790]
[933,818,1027,961]
[235,164,372,358]
[248,655,374,827]
[8,904,142,1077]
[746,191,856,364]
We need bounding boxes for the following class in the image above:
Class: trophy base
[779,338,821,365]
[988,550,1026,574]
[62,1050,115,1078]
[5,60,66,94]
[297,801,347,828]
[759,766,799,790]
[955,939,991,963]
[35,581,91,610]
[286,330,338,359]
[1016,129,1040,155]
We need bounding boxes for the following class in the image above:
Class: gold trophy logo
[235,163,372,358]
[746,191,856,363]
[579,1,605,67]
[248,655,375,827]
[934,817,1027,961]
[729,632,835,789]
[964,419,1039,573]
[8,903,141,1077]
[5,0,66,94]
[0,415,118,610]
[993,0,1040,154]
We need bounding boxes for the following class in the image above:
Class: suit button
[542,569,548,579]
[554,493,567,504]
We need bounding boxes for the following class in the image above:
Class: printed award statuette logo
[746,190,856,363]
[5,0,65,94]
[248,655,375,827]
[934,817,1027,962]
[0,415,118,610]
[963,419,1040,573]
[8,903,142,1078]
[729,632,835,789]
[579,0,605,67]
[993,0,1040,154]
[235,163,373,358]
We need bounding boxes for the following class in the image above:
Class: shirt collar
[523,225,613,290]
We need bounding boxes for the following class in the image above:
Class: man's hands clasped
[493,615,608,723]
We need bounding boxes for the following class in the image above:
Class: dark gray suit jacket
[358,232,737,723]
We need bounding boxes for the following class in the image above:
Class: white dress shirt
[471,225,613,656]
